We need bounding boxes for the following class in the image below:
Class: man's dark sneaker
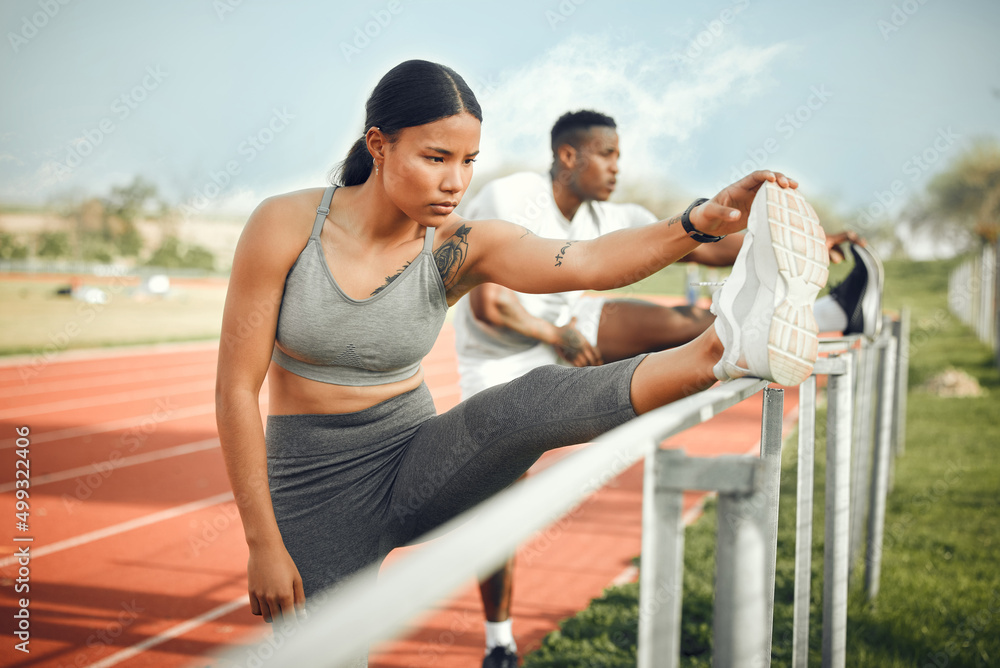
[483,645,519,668]
[828,243,884,339]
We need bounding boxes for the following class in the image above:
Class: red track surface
[0,305,799,668]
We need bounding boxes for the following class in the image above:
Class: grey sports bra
[271,186,449,386]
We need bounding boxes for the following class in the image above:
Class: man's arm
[468,283,558,343]
[468,283,602,366]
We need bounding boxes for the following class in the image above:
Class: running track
[0,303,799,668]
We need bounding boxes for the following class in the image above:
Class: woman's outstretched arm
[450,171,797,296]
[215,196,308,624]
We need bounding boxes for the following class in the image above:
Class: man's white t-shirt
[453,172,658,396]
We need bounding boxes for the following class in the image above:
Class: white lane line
[0,363,214,399]
[0,398,267,450]
[0,491,233,568]
[82,594,247,668]
[0,404,215,449]
[0,438,221,493]
[0,379,215,420]
[0,339,219,372]
[610,564,639,586]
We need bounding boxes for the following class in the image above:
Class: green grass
[0,277,227,356]
[524,257,1000,667]
[606,263,692,298]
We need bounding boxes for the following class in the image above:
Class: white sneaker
[711,181,830,386]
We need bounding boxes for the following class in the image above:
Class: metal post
[865,333,897,600]
[973,254,980,330]
[995,240,1000,370]
[758,387,785,665]
[652,453,761,668]
[849,340,877,572]
[892,308,910,459]
[638,448,686,668]
[823,354,852,668]
[714,488,768,668]
[792,375,817,668]
[981,244,994,344]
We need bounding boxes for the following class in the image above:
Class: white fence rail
[949,241,999,360]
[218,316,910,668]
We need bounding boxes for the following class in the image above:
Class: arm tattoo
[519,226,534,239]
[370,261,411,297]
[554,241,575,267]
[667,213,682,227]
[558,327,584,352]
[434,224,470,290]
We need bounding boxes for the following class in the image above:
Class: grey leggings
[265,355,644,602]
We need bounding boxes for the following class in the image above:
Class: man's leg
[478,553,518,664]
[596,298,716,363]
[477,470,521,658]
[592,263,873,361]
[479,559,515,622]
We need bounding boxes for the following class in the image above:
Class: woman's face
[381,111,481,227]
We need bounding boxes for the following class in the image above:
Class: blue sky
[2,0,998,226]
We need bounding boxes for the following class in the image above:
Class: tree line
[0,176,216,271]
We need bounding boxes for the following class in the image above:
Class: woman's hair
[333,60,483,187]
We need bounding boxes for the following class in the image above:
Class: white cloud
[29,161,71,192]
[476,33,785,179]
[211,186,262,216]
[176,185,262,219]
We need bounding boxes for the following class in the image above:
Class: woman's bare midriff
[266,360,426,415]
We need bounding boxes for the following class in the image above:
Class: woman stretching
[215,59,829,649]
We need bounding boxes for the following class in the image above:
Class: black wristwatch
[681,198,726,243]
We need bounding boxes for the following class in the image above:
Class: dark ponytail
[332,60,483,187]
[338,137,373,189]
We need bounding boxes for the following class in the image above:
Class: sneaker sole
[754,182,829,385]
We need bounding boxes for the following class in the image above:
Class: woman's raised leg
[628,326,724,414]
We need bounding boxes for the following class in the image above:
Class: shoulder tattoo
[434,224,470,290]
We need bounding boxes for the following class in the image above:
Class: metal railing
[219,315,910,668]
[949,240,999,366]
